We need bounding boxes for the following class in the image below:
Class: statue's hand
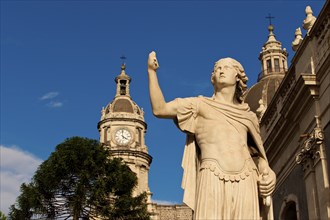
[148,51,159,71]
[259,167,276,197]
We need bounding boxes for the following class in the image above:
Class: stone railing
[258,68,287,81]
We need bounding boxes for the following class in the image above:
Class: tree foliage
[9,137,150,220]
[0,211,7,220]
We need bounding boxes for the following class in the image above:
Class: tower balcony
[258,68,287,82]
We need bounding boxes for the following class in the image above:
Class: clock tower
[97,63,153,200]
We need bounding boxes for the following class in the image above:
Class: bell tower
[97,63,153,200]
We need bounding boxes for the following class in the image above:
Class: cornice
[262,73,320,166]
[260,66,295,128]
[315,53,330,81]
[308,1,330,39]
[260,70,296,136]
[280,75,313,122]
[262,73,318,141]
[97,117,147,130]
[109,149,153,165]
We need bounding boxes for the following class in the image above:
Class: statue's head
[211,57,248,103]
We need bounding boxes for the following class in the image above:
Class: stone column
[300,74,330,219]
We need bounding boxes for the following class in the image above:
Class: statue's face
[212,60,238,89]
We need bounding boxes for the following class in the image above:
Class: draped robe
[174,96,272,220]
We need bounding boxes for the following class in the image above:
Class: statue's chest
[195,103,248,145]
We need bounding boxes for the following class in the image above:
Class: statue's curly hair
[211,58,248,103]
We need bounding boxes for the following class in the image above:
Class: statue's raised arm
[147,51,177,119]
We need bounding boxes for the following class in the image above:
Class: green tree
[0,211,7,220]
[9,137,150,220]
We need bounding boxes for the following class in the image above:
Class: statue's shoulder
[242,103,259,125]
[197,95,213,101]
[197,96,215,106]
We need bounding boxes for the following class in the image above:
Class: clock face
[114,128,132,145]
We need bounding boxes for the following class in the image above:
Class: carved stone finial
[121,63,126,70]
[292,27,304,51]
[303,6,316,33]
[101,107,106,120]
[120,55,127,74]
[266,25,277,43]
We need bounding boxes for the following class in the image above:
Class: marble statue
[147,51,276,219]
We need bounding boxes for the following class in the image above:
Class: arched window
[266,59,272,73]
[282,201,298,220]
[279,194,300,220]
[274,58,280,72]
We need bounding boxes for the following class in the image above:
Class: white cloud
[48,101,63,108]
[0,145,43,215]
[40,92,59,100]
[39,92,64,108]
[152,199,178,205]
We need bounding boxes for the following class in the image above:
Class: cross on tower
[120,55,127,64]
[266,13,275,25]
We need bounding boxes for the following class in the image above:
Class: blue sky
[0,0,325,214]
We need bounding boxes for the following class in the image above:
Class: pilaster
[296,73,330,219]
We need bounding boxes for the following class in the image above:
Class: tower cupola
[100,63,144,121]
[115,63,131,97]
[244,21,289,120]
[258,24,288,81]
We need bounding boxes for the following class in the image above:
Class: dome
[113,98,134,113]
[102,97,144,120]
[99,63,145,121]
[244,74,284,113]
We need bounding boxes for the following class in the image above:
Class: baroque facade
[245,1,330,219]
